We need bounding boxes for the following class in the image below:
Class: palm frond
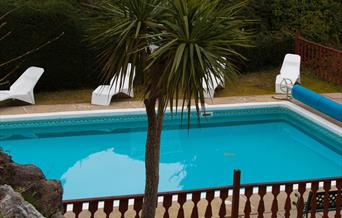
[87,0,252,124]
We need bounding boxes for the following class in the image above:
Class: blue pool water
[0,106,341,200]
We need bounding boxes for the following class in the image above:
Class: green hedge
[236,0,342,72]
[0,0,340,91]
[0,0,99,91]
[237,33,294,72]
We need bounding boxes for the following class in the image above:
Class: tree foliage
[87,0,252,112]
[87,0,251,216]
[244,0,342,46]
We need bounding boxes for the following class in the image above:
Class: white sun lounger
[91,64,135,106]
[0,66,44,104]
[203,72,225,98]
[275,54,301,94]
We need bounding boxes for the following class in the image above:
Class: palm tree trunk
[141,98,165,218]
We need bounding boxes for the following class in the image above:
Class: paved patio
[1,93,341,126]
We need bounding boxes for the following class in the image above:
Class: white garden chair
[203,72,225,98]
[275,54,301,94]
[0,66,44,104]
[91,63,135,106]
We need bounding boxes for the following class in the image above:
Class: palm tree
[87,0,251,217]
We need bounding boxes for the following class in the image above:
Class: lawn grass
[215,68,342,97]
[7,68,341,105]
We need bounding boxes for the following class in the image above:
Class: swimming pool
[0,102,341,200]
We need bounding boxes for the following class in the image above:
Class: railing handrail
[297,35,342,54]
[62,185,233,204]
[62,175,341,204]
[240,176,342,188]
[295,32,342,86]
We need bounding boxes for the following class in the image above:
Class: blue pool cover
[292,84,342,122]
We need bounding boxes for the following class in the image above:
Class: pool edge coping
[1,101,341,136]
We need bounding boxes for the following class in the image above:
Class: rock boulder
[0,184,45,218]
[0,150,64,217]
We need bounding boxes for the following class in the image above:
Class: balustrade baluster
[257,186,266,218]
[336,179,342,218]
[218,188,228,218]
[271,185,280,218]
[103,200,114,218]
[301,43,305,65]
[61,176,342,218]
[162,194,172,218]
[191,192,201,218]
[204,190,214,218]
[314,45,319,72]
[331,50,334,79]
[339,53,342,85]
[72,202,83,218]
[308,44,310,66]
[63,203,67,215]
[329,49,333,79]
[296,183,306,218]
[318,46,323,77]
[310,45,313,64]
[119,199,129,218]
[134,197,143,218]
[310,181,319,218]
[88,201,98,218]
[177,193,187,218]
[284,184,293,218]
[324,48,328,79]
[322,181,331,218]
[243,187,253,218]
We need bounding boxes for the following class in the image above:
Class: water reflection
[61,148,185,199]
[1,119,341,200]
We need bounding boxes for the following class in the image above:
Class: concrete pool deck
[1,93,341,126]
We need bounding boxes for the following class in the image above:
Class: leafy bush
[0,0,99,91]
[0,0,340,90]
[234,0,342,72]
[236,33,293,72]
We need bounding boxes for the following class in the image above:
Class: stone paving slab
[0,94,284,116]
[1,93,341,127]
[1,93,341,116]
[323,93,342,103]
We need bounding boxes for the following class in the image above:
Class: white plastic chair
[275,54,301,94]
[91,64,135,106]
[203,72,225,98]
[0,66,44,104]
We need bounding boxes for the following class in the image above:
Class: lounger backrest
[280,54,301,78]
[203,72,224,90]
[10,67,44,94]
[109,63,135,88]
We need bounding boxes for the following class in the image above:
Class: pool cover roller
[292,85,342,122]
